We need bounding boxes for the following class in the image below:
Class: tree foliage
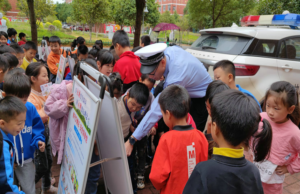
[55,2,73,22]
[0,0,12,13]
[53,20,62,30]
[17,0,57,22]
[159,11,175,24]
[257,0,300,15]
[188,0,256,28]
[45,15,58,23]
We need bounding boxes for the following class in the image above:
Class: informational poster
[56,55,66,84]
[58,77,101,194]
[68,57,75,76]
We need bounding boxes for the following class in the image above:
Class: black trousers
[190,97,208,132]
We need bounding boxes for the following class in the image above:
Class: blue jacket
[0,129,25,194]
[237,84,262,112]
[8,102,45,165]
[65,72,72,81]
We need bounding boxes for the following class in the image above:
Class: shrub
[52,20,62,30]
[45,22,52,29]
[37,21,43,29]
[2,16,10,27]
[45,15,58,23]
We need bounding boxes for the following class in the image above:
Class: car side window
[252,40,278,57]
[279,37,300,61]
[198,36,219,48]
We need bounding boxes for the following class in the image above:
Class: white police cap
[135,43,167,74]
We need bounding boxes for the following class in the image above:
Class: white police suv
[186,14,300,100]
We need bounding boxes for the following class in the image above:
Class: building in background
[7,0,19,17]
[156,0,188,16]
[65,0,73,3]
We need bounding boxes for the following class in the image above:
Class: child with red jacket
[150,85,208,194]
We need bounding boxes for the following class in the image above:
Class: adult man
[125,43,211,155]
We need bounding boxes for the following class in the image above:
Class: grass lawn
[8,22,199,46]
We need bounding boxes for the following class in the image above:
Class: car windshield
[191,34,251,55]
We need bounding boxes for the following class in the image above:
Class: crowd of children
[0,28,299,194]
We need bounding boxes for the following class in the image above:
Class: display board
[68,57,75,76]
[83,64,133,194]
[41,40,50,60]
[58,77,101,194]
[56,55,67,84]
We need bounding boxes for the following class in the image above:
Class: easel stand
[90,157,121,168]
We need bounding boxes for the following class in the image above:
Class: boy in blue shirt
[3,68,45,194]
[0,96,26,194]
[213,60,262,111]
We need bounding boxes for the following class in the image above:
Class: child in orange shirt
[47,36,66,83]
[25,62,58,193]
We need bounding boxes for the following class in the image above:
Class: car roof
[200,26,300,40]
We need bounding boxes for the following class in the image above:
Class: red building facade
[156,0,188,16]
[6,0,19,17]
[65,0,73,3]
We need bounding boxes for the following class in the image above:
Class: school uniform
[183,147,264,194]
[150,125,208,194]
[237,84,262,111]
[47,49,67,83]
[20,57,37,70]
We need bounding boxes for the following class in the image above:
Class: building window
[173,6,176,11]
[159,7,161,12]
[168,4,171,11]
[163,5,166,11]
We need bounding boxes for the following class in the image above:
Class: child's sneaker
[137,175,145,189]
[42,185,58,194]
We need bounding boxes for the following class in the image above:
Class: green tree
[159,11,175,24]
[53,20,62,29]
[72,0,109,41]
[109,0,136,27]
[188,0,256,28]
[55,2,73,22]
[173,11,180,23]
[257,0,300,15]
[45,15,58,23]
[0,0,12,13]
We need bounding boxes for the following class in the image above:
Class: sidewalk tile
[285,182,300,194]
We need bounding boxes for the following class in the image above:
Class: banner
[58,77,101,194]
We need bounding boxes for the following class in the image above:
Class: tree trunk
[27,0,37,44]
[89,24,93,42]
[134,0,145,47]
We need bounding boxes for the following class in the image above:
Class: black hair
[43,36,49,42]
[0,44,16,54]
[97,50,114,67]
[25,62,48,85]
[112,30,130,47]
[10,43,24,54]
[73,36,85,47]
[109,45,114,51]
[0,31,8,40]
[132,46,142,52]
[128,82,149,106]
[141,35,151,46]
[211,89,272,162]
[4,68,31,98]
[49,36,61,44]
[0,96,26,122]
[78,45,88,56]
[109,72,123,95]
[264,81,300,126]
[89,48,99,59]
[141,74,155,84]
[205,80,230,104]
[71,40,76,49]
[7,28,17,37]
[213,60,236,80]
[2,53,18,70]
[23,41,37,51]
[110,49,119,62]
[158,85,190,119]
[0,54,9,72]
[73,58,98,82]
[95,40,103,50]
[18,32,26,40]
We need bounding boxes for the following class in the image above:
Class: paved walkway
[36,156,300,194]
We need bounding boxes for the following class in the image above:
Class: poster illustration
[56,55,66,84]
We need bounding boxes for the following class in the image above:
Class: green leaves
[257,0,300,15]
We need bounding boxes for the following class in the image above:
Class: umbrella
[153,23,180,32]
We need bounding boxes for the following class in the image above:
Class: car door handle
[280,65,293,72]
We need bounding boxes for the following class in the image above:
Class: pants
[14,161,36,194]
[136,136,147,176]
[50,73,56,84]
[128,146,137,194]
[190,97,208,132]
[35,125,52,190]
[262,182,283,194]
[84,149,101,194]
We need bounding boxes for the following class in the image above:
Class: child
[3,69,46,194]
[0,31,9,45]
[25,62,58,193]
[47,36,67,83]
[77,45,88,61]
[71,36,85,55]
[108,72,123,99]
[140,35,150,47]
[0,96,26,194]
[18,32,26,46]
[10,43,25,68]
[256,81,300,194]
[110,49,119,64]
[3,53,19,70]
[213,60,261,110]
[7,28,17,44]
[44,58,99,194]
[117,82,149,194]
[0,54,9,83]
[20,41,37,70]
[112,30,141,92]
[183,89,272,194]
[95,40,103,50]
[97,50,114,76]
[149,85,208,194]
[0,44,16,55]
